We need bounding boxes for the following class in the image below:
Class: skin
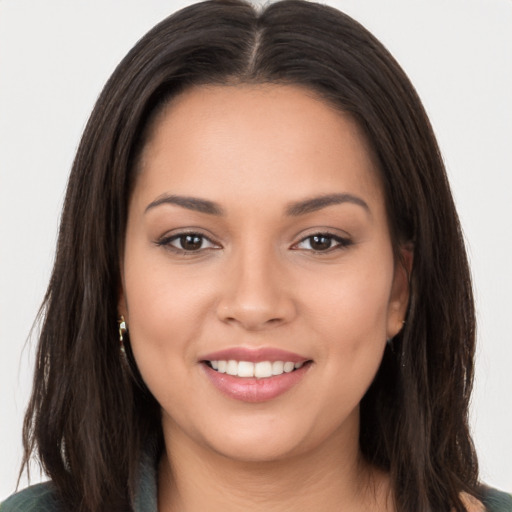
[119,84,411,512]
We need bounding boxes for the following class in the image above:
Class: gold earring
[119,315,127,353]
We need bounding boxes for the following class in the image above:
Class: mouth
[199,347,313,401]
[203,359,312,379]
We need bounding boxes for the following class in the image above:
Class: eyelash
[156,231,352,254]
[156,232,220,254]
[292,232,352,253]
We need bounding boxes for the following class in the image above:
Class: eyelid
[155,229,222,253]
[291,230,353,252]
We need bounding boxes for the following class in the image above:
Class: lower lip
[202,363,310,403]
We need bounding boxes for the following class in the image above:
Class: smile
[206,360,305,378]
[199,347,312,402]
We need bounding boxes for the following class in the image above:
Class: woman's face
[120,84,410,462]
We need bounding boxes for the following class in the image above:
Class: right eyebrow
[144,194,224,215]
[285,193,371,216]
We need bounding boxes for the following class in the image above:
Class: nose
[216,245,297,331]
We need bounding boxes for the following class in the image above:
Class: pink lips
[201,347,307,364]
[200,347,311,403]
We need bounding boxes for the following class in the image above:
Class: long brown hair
[21,1,479,510]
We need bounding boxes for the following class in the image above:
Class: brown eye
[309,235,333,251]
[157,232,219,252]
[294,233,352,252]
[179,234,203,251]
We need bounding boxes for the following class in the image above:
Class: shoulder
[480,487,512,512]
[0,482,62,512]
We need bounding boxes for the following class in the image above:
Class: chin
[209,434,309,464]
[190,410,355,465]
[166,409,318,464]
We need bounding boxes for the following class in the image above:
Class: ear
[386,243,413,339]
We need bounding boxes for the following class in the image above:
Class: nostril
[216,293,297,330]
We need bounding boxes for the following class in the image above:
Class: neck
[158,415,392,512]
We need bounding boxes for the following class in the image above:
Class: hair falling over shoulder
[21,1,479,511]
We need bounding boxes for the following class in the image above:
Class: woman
[1,0,511,511]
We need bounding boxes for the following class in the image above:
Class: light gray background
[1,0,511,500]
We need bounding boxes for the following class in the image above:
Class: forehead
[135,84,384,213]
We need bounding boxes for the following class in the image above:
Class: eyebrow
[144,192,370,217]
[145,194,224,215]
[285,193,370,216]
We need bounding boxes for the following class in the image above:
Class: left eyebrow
[144,194,224,215]
[285,193,370,216]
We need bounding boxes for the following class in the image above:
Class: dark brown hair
[21,1,479,510]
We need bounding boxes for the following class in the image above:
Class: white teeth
[208,359,306,378]
[272,361,284,375]
[283,362,295,373]
[238,361,255,378]
[226,360,238,376]
[254,361,272,378]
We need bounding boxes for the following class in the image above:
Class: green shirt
[2,450,511,512]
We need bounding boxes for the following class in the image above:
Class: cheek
[302,255,393,394]
[302,257,394,341]
[122,251,216,381]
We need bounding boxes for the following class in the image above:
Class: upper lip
[200,347,310,364]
